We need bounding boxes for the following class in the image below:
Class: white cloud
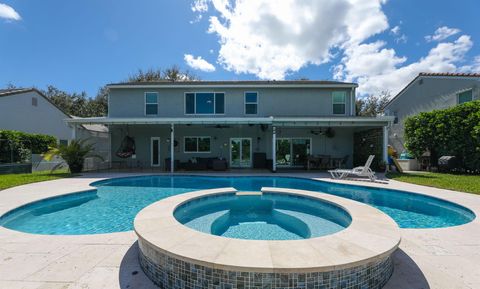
[460,55,480,72]
[0,3,21,21]
[389,25,407,43]
[194,0,388,79]
[191,0,209,12]
[336,35,473,95]
[390,25,400,35]
[184,54,216,72]
[192,1,476,97]
[425,26,461,42]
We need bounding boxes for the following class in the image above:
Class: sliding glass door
[230,138,252,168]
[276,138,311,167]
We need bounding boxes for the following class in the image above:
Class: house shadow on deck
[118,243,429,289]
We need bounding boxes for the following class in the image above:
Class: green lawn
[0,170,72,191]
[386,172,480,195]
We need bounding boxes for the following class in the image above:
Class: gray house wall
[110,125,354,169]
[0,90,73,142]
[108,87,355,118]
[385,76,480,153]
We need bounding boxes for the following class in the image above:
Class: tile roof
[418,72,480,77]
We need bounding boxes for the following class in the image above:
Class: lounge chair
[329,155,377,181]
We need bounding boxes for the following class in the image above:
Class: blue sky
[1,0,479,97]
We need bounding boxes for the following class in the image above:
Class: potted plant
[43,139,103,173]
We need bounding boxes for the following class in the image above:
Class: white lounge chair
[329,155,377,181]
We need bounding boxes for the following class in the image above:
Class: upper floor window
[31,97,38,107]
[185,92,225,114]
[184,136,211,153]
[245,92,258,115]
[457,89,473,104]
[332,91,346,115]
[145,92,158,115]
[393,111,399,124]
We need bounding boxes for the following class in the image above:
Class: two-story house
[66,80,393,172]
[384,73,480,154]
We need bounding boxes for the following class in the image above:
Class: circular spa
[135,187,402,289]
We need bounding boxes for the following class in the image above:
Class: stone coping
[134,187,401,273]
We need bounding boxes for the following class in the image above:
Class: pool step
[235,191,263,196]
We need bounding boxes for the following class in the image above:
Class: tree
[356,91,391,116]
[126,66,198,82]
[404,100,480,172]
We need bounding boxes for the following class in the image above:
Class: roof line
[385,72,480,109]
[0,88,98,131]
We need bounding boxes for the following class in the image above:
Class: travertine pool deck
[0,172,479,289]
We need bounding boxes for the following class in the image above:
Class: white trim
[275,137,312,168]
[184,92,226,115]
[109,83,358,89]
[144,91,158,116]
[150,137,161,167]
[229,137,253,168]
[183,136,211,153]
[66,116,394,125]
[244,91,258,115]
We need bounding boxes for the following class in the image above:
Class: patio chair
[328,155,376,181]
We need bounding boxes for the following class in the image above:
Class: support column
[71,124,77,141]
[170,123,175,173]
[383,126,388,163]
[272,126,276,172]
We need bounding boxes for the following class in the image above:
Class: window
[32,97,38,107]
[458,89,473,104]
[185,92,225,114]
[393,111,398,124]
[145,92,158,115]
[332,91,346,115]
[245,92,258,114]
[59,139,68,146]
[184,137,211,153]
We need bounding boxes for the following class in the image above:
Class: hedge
[0,130,57,163]
[404,100,480,172]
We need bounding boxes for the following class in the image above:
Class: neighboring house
[384,73,480,153]
[0,88,109,170]
[67,80,393,171]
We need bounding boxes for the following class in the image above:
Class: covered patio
[66,116,393,172]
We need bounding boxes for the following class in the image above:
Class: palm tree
[43,139,103,173]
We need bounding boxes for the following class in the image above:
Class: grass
[386,171,480,195]
[0,170,72,191]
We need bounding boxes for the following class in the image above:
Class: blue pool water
[0,175,475,235]
[174,193,352,240]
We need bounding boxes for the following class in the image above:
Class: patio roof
[65,116,393,127]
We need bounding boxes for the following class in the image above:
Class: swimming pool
[0,175,475,235]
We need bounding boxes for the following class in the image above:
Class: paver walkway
[1,172,479,289]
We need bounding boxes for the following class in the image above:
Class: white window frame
[275,137,312,167]
[184,92,225,115]
[457,88,473,104]
[183,136,211,153]
[244,91,258,115]
[332,91,347,115]
[150,137,161,167]
[145,92,158,116]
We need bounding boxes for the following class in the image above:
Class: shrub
[43,139,103,173]
[0,130,56,163]
[404,100,480,173]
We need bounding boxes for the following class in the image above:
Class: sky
[1,0,479,97]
